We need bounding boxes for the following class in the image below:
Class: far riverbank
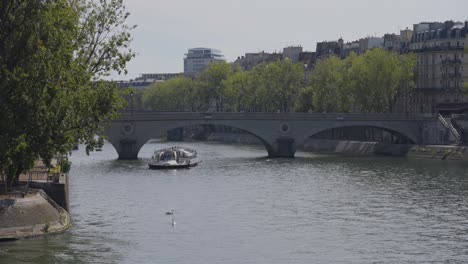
[200,132,468,160]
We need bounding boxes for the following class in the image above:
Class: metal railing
[116,111,438,122]
[438,114,461,141]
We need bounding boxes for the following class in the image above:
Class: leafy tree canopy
[0,0,134,187]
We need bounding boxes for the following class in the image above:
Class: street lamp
[130,90,134,116]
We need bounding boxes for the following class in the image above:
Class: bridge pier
[268,137,296,158]
[117,139,139,160]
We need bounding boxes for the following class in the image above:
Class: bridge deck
[116,112,437,122]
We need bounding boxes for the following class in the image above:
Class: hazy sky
[114,0,468,80]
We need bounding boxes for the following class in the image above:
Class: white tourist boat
[148,147,201,169]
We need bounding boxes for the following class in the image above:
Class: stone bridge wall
[103,112,447,159]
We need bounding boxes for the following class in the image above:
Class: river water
[2,141,468,263]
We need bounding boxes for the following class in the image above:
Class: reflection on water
[2,141,468,263]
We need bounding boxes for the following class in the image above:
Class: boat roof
[153,147,196,154]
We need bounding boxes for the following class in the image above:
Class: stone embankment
[303,139,468,160]
[201,132,468,160]
[0,189,70,241]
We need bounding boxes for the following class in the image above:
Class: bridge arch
[106,120,277,159]
[300,124,419,145]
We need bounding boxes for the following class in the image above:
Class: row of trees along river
[0,0,134,189]
[140,49,416,113]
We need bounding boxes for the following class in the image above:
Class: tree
[143,77,194,111]
[244,60,305,112]
[307,50,416,113]
[310,56,345,113]
[222,70,252,112]
[0,0,134,189]
[197,62,232,112]
[348,49,415,112]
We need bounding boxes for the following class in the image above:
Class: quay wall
[197,132,468,160]
[0,190,70,240]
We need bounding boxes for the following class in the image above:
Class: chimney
[465,21,468,28]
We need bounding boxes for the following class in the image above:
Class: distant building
[117,73,181,89]
[137,73,181,81]
[234,51,273,70]
[184,47,225,76]
[359,37,384,54]
[341,41,360,58]
[233,48,299,71]
[383,33,401,51]
[298,51,316,70]
[316,39,343,60]
[282,46,303,63]
[407,20,468,113]
[399,28,414,53]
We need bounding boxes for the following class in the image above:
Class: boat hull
[148,162,199,170]
[148,163,191,170]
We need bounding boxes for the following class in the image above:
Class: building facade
[341,41,360,58]
[407,21,468,113]
[282,46,303,63]
[184,47,225,76]
[359,37,384,54]
[315,39,343,60]
[117,73,181,89]
[234,51,274,71]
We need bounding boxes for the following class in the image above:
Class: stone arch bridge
[103,112,449,159]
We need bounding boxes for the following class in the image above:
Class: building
[282,46,303,63]
[341,41,360,58]
[184,47,225,76]
[315,39,343,60]
[407,20,468,113]
[117,73,181,89]
[359,37,384,54]
[399,28,414,54]
[234,51,273,70]
[383,33,402,52]
[137,73,181,82]
[298,51,316,70]
[233,47,303,71]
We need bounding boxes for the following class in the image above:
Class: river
[2,141,468,263]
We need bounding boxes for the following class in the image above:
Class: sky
[112,0,468,80]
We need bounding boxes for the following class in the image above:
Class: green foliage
[250,60,305,112]
[310,56,345,112]
[62,160,72,173]
[140,50,415,116]
[222,70,252,112]
[309,50,416,113]
[0,0,134,186]
[197,62,233,112]
[143,77,195,111]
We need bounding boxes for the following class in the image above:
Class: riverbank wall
[0,189,70,241]
[27,177,69,212]
[198,132,468,160]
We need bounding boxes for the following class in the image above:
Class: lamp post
[130,90,134,116]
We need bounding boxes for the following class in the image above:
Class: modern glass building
[184,48,225,75]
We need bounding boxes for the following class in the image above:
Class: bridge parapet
[118,111,437,121]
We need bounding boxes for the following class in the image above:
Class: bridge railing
[438,114,461,141]
[117,111,437,121]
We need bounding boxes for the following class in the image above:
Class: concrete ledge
[0,189,70,241]
[304,139,468,160]
[197,133,468,160]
